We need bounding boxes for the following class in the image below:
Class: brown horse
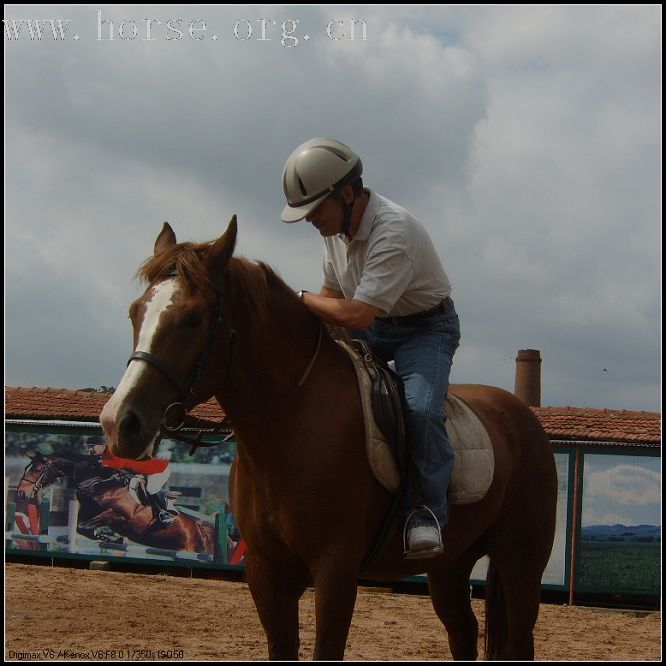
[16,451,215,553]
[100,217,557,660]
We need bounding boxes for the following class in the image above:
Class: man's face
[306,195,343,237]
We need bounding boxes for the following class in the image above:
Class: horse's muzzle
[110,407,160,460]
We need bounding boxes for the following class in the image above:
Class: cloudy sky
[5,5,661,411]
[583,456,661,526]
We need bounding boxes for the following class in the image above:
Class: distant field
[577,540,660,593]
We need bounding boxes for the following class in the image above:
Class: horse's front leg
[312,560,359,660]
[245,551,309,660]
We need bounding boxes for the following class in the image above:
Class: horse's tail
[484,560,506,660]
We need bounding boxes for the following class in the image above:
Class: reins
[176,323,324,455]
[164,324,322,455]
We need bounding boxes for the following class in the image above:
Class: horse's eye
[184,311,205,328]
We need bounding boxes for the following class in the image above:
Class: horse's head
[16,451,61,502]
[100,216,239,459]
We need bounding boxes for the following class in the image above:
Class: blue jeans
[353,298,460,525]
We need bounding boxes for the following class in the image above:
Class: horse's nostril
[119,410,142,438]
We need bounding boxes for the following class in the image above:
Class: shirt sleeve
[353,245,415,314]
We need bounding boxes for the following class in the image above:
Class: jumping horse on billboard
[100,217,557,660]
[16,451,214,553]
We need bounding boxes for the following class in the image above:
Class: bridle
[126,272,238,453]
[17,458,55,501]
[126,271,322,455]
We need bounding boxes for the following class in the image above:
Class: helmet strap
[334,188,356,239]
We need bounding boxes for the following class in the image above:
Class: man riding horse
[281,138,461,559]
[86,437,178,527]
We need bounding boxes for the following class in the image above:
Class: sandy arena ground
[5,562,661,661]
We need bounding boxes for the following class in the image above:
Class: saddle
[337,340,495,505]
[345,339,408,478]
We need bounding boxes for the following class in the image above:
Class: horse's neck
[55,455,87,483]
[217,290,324,426]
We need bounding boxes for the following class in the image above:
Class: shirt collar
[337,188,375,244]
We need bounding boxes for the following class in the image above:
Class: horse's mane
[28,452,89,473]
[136,241,295,330]
[137,241,219,295]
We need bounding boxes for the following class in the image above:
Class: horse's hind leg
[485,521,553,661]
[245,552,309,660]
[428,555,480,660]
[485,554,542,659]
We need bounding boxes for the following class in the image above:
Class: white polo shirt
[322,189,452,317]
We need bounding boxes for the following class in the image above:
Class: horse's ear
[26,450,36,459]
[206,215,238,279]
[154,222,177,255]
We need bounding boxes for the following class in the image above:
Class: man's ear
[340,184,356,205]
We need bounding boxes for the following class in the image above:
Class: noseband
[126,273,238,450]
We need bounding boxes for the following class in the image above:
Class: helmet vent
[325,146,348,161]
[298,176,308,197]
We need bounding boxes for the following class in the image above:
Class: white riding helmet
[281,138,363,223]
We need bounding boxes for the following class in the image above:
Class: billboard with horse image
[5,428,246,568]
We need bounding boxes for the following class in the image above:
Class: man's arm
[319,286,345,300]
[302,287,382,330]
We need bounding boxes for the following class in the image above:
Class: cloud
[581,509,644,527]
[584,464,661,506]
[4,5,661,412]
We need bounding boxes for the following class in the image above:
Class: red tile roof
[531,406,660,444]
[6,387,111,422]
[5,386,661,445]
[4,387,224,426]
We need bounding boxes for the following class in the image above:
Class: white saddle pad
[339,341,494,505]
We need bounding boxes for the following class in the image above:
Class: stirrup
[403,506,444,559]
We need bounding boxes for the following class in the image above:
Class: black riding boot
[149,490,179,526]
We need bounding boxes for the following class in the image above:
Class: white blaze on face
[100,279,179,445]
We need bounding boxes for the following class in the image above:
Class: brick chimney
[515,349,541,407]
